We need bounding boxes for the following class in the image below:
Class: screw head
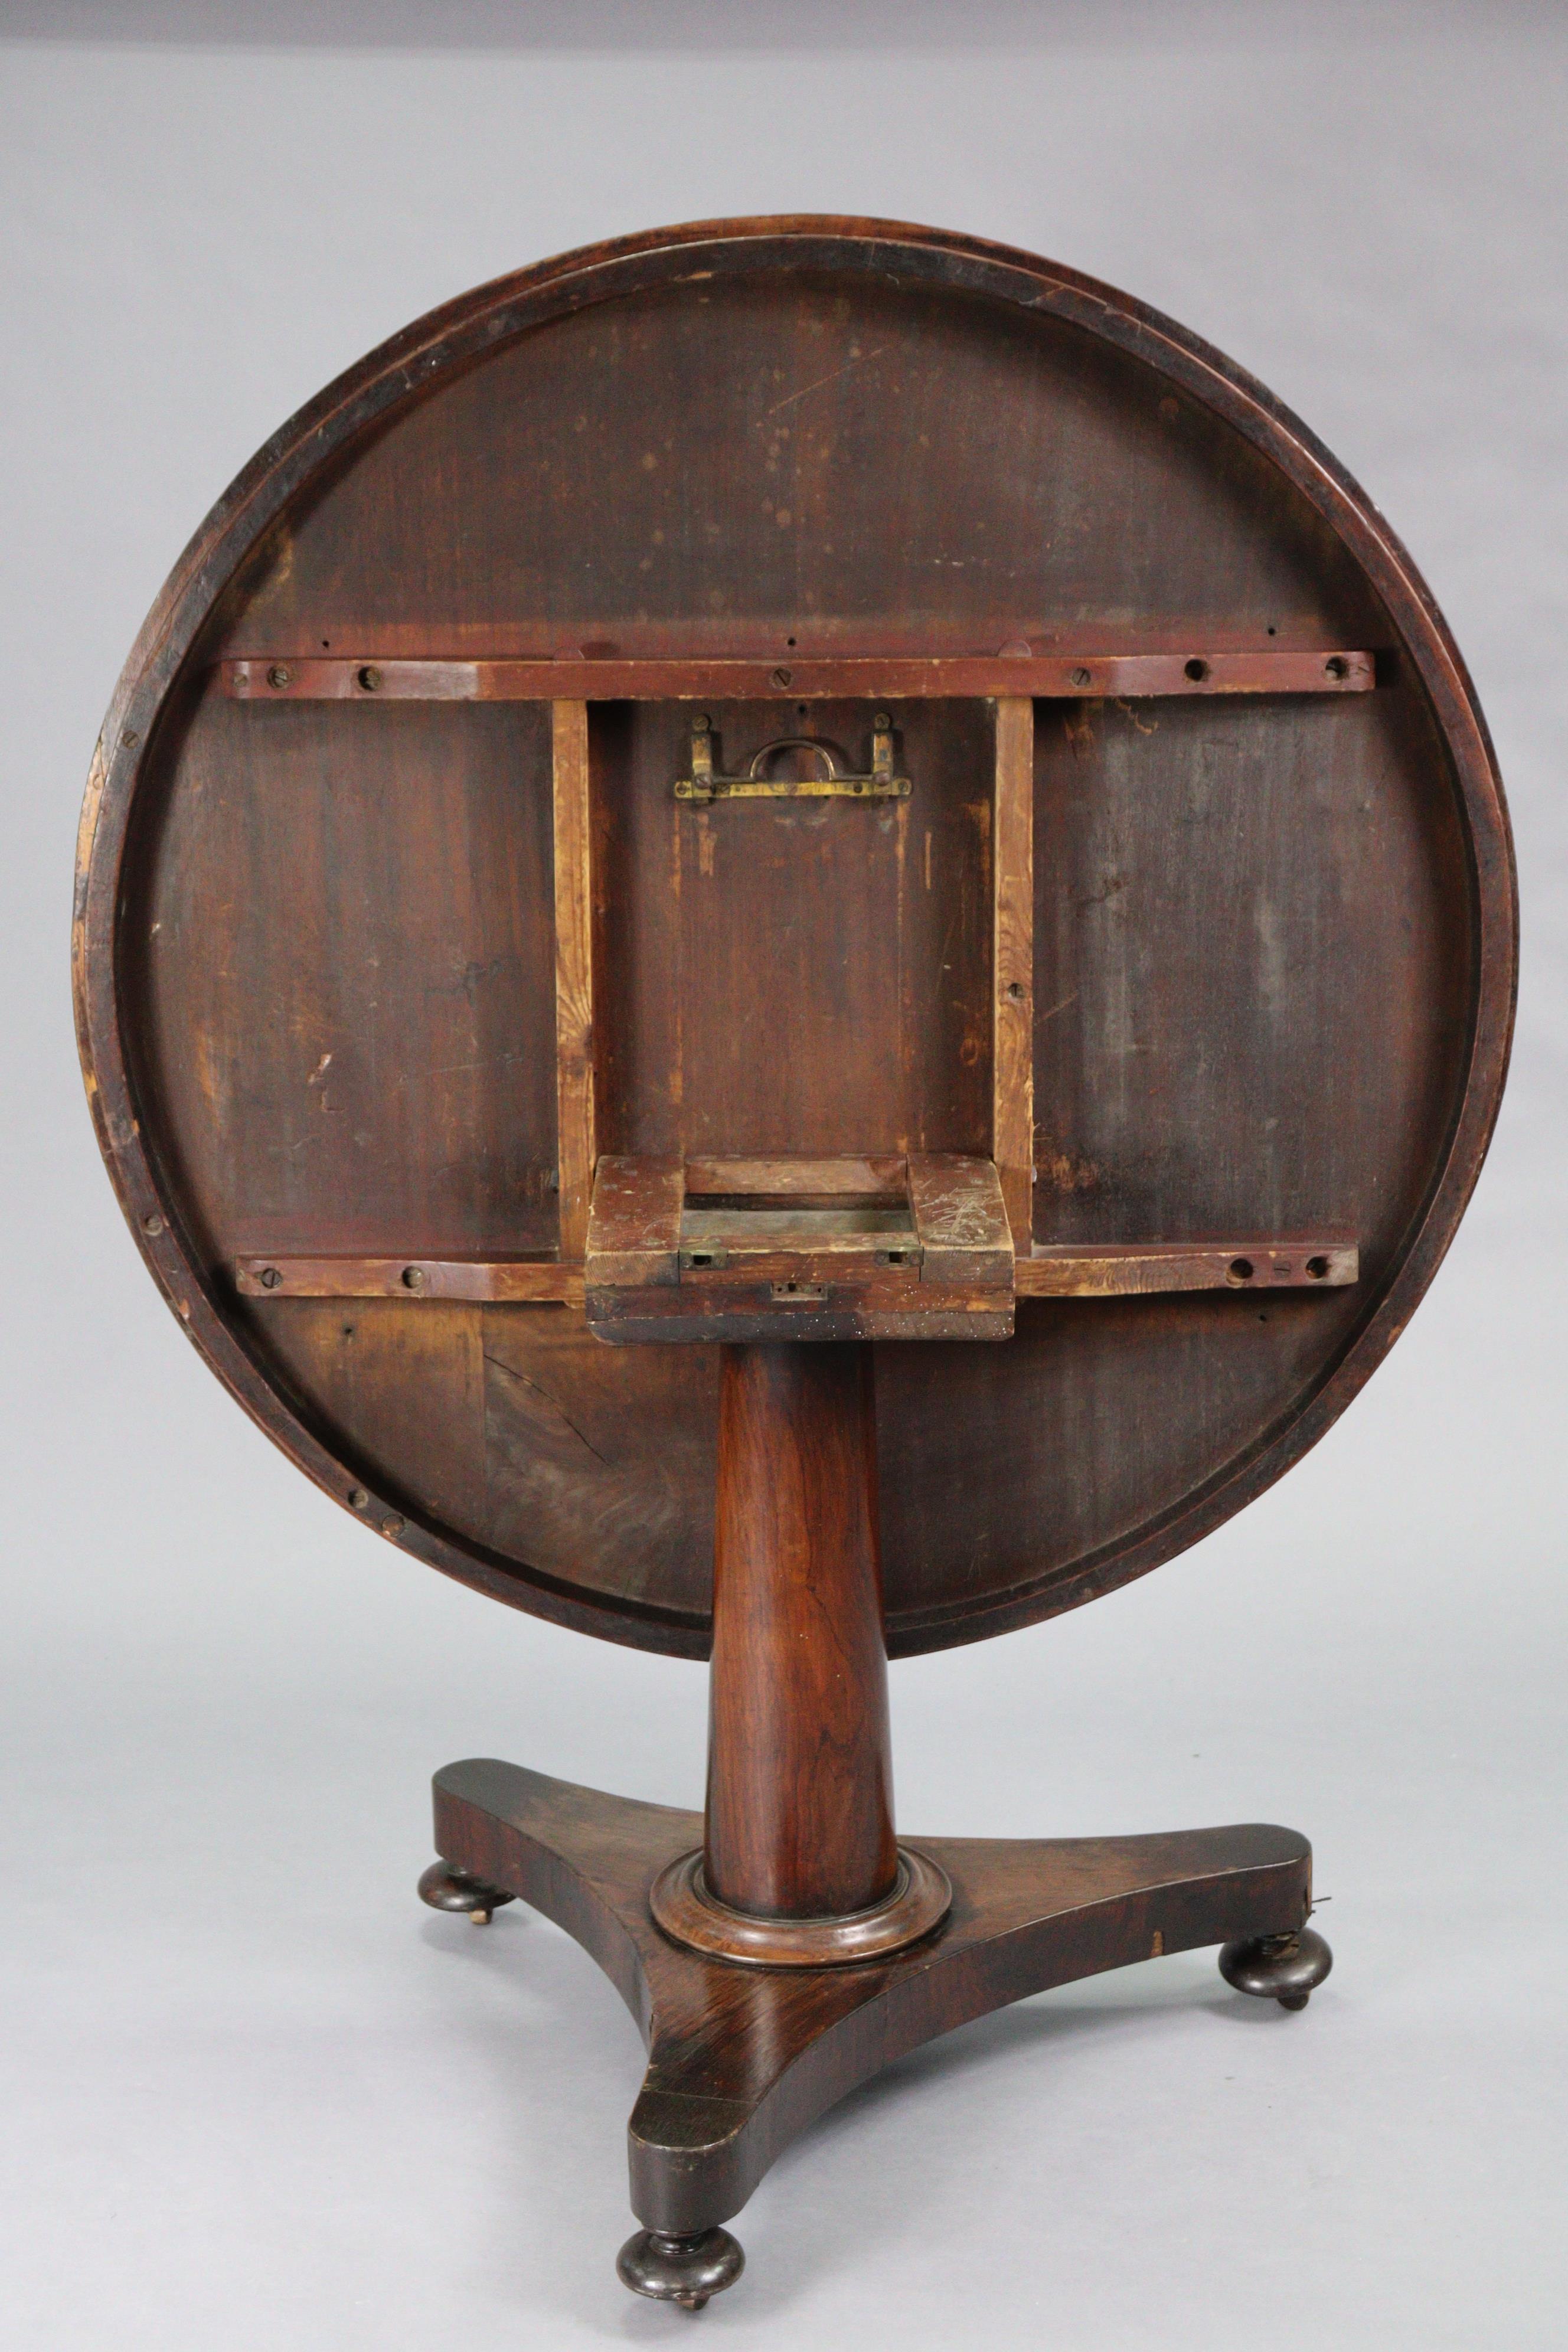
[258,1265,283,1289]
[383,1515,406,1538]
[1070,667,1091,688]
[401,1266,426,1292]
[267,664,292,690]
[874,710,891,729]
[772,667,792,687]
[141,1213,164,1237]
[692,713,710,733]
[122,728,141,749]
[348,1488,370,1510]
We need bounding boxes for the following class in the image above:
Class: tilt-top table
[76,218,1515,2311]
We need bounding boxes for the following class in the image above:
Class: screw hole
[1325,656,1348,680]
[1184,657,1209,682]
[786,636,796,647]
[358,664,383,691]
[1007,980,1025,999]
[1306,1254,1330,1279]
[1266,624,1277,636]
[1228,1257,1255,1283]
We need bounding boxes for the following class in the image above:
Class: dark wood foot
[616,2225,744,2309]
[1219,1925,1333,2010]
[430,1758,1317,2251]
[416,1858,516,1926]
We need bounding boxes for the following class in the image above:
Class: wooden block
[584,1157,684,1288]
[907,1156,1014,1288]
[992,697,1035,1250]
[553,699,595,1262]
[585,1280,1014,1345]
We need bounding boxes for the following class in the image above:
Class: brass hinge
[675,715,910,802]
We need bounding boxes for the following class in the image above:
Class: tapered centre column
[704,1342,898,1920]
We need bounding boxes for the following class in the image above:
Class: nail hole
[1007,981,1025,999]
[1306,1254,1330,1279]
[1266,625,1277,636]
[1228,1257,1255,1283]
[1185,658,1209,682]
[786,636,796,647]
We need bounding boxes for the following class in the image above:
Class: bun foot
[616,2226,744,2311]
[1219,1925,1332,2010]
[417,1859,515,1925]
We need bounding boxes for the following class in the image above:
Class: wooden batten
[552,700,596,1263]
[992,697,1035,1252]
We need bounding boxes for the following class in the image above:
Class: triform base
[419,1758,1331,2309]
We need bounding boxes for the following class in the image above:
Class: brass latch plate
[675,715,910,802]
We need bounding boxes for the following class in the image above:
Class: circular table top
[76,217,1515,1660]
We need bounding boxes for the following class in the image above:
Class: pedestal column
[704,1342,896,1916]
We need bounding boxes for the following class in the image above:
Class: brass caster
[1219,1924,1332,2010]
[616,2226,744,2311]
[417,1859,516,1926]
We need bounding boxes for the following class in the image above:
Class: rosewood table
[76,217,1515,2311]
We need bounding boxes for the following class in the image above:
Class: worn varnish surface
[705,1345,896,1918]
[78,218,1515,1657]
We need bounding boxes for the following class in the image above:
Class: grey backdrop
[2,5,1563,2347]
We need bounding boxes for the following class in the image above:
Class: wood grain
[553,698,596,1262]
[77,218,1515,1658]
[704,1345,896,1917]
[432,1757,1314,2236]
[584,1155,684,1286]
[992,697,1035,1247]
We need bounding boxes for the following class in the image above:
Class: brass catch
[675,717,910,802]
